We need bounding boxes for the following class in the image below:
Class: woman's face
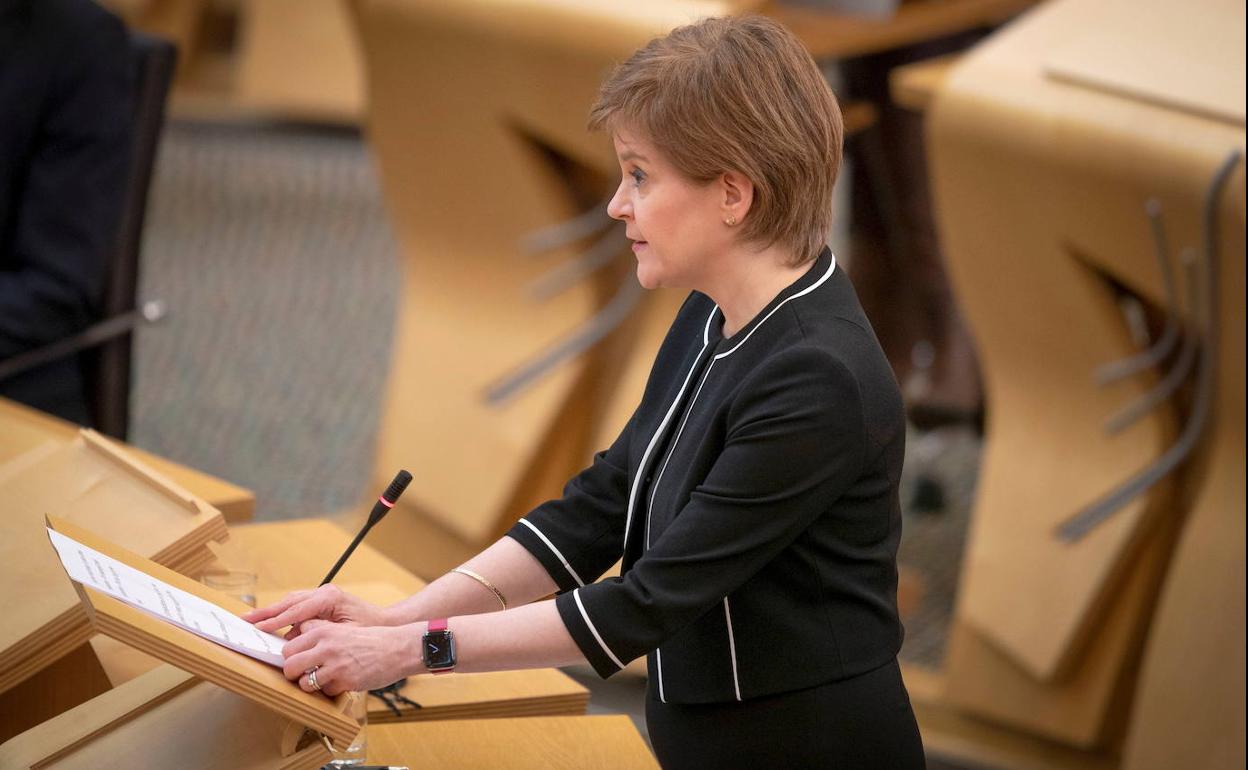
[606,129,731,291]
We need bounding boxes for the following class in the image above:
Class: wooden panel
[235,0,365,123]
[331,499,478,582]
[942,504,1175,748]
[0,433,227,696]
[890,54,959,112]
[367,715,659,769]
[90,636,165,688]
[927,0,1242,681]
[590,288,687,453]
[0,397,255,523]
[370,668,588,724]
[0,665,330,770]
[1043,0,1245,126]
[762,0,1037,59]
[219,519,426,596]
[0,643,111,744]
[1122,348,1245,766]
[904,665,1117,770]
[926,0,1245,759]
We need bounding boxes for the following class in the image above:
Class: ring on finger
[306,666,322,692]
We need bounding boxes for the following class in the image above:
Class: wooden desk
[0,666,331,770]
[763,0,1037,59]
[368,715,657,769]
[0,669,640,770]
[222,518,426,595]
[923,0,1244,764]
[903,665,1116,770]
[889,53,959,111]
[0,397,255,523]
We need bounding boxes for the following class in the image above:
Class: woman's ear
[720,170,754,224]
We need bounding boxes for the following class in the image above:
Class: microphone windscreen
[383,470,413,504]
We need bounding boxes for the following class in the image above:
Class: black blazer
[508,249,907,704]
[0,0,133,423]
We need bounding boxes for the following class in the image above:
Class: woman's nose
[606,182,630,221]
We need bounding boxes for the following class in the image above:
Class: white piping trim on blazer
[656,648,667,703]
[517,518,584,587]
[622,307,719,548]
[724,598,742,701]
[574,589,626,670]
[713,254,837,361]
[646,360,716,548]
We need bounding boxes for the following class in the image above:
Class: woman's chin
[636,265,663,290]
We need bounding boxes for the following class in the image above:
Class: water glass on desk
[201,568,258,608]
[325,691,368,767]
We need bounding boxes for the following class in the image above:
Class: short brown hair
[588,15,842,266]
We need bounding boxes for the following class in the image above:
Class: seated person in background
[0,0,134,425]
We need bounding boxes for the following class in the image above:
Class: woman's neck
[702,244,812,338]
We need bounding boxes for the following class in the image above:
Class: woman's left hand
[281,619,421,696]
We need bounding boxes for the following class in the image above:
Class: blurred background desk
[901,0,1244,768]
[0,396,254,523]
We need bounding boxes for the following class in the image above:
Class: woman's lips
[631,241,648,251]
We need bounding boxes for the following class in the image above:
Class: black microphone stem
[320,470,412,586]
[320,521,374,586]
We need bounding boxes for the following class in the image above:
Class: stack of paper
[47,529,285,667]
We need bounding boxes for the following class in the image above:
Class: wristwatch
[422,619,456,674]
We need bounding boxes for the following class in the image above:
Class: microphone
[320,470,412,586]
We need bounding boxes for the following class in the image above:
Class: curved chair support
[519,195,615,256]
[1056,149,1242,543]
[1095,199,1183,386]
[485,273,645,406]
[527,222,627,301]
[1104,249,1199,435]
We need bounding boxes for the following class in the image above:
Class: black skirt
[645,658,925,769]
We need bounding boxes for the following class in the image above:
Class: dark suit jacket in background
[0,0,133,424]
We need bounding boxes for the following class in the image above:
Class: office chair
[85,30,177,440]
[0,31,177,439]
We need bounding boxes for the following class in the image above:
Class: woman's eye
[630,169,646,186]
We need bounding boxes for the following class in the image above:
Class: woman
[246,15,924,768]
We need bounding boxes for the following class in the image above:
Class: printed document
[46,527,285,666]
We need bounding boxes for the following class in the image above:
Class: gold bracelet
[451,567,507,610]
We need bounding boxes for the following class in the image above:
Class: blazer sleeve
[504,412,635,592]
[554,347,870,677]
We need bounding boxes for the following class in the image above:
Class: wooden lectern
[2,517,364,768]
[0,431,229,741]
[2,519,654,768]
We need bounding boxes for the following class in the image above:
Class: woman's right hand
[242,584,395,639]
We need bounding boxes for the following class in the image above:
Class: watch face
[423,629,455,670]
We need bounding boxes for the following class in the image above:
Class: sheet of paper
[46,527,286,666]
